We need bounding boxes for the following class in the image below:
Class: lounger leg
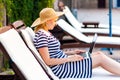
[101,48,113,55]
[109,48,113,55]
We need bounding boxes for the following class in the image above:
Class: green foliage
[3,58,10,70]
[4,0,55,26]
[0,0,4,27]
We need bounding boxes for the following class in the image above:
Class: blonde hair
[34,23,46,33]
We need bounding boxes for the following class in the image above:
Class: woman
[31,8,120,79]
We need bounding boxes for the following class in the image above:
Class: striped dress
[33,29,92,79]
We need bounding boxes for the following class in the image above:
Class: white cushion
[25,27,35,40]
[0,29,50,80]
[80,28,120,36]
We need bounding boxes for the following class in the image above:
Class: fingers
[75,50,86,54]
[68,55,84,62]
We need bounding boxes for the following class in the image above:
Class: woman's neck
[44,26,48,32]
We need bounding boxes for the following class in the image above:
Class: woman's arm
[38,47,83,66]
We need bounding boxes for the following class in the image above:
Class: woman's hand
[65,49,86,55]
[74,49,86,54]
[67,55,84,62]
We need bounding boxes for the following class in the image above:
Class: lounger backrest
[20,27,59,80]
[0,29,50,80]
[57,19,91,43]
[63,6,83,31]
[12,20,26,31]
[25,27,35,40]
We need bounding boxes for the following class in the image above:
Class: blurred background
[0,0,120,77]
[1,0,120,27]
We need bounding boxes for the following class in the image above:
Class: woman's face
[46,17,58,30]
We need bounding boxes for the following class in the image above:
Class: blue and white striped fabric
[33,29,92,79]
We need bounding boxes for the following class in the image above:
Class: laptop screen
[88,33,97,54]
[79,33,97,58]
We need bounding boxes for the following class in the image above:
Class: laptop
[80,33,97,58]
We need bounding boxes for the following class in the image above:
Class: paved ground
[77,8,120,26]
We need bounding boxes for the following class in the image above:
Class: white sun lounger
[57,19,120,48]
[20,27,120,80]
[0,28,58,80]
[63,6,120,36]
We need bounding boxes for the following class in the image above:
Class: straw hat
[31,8,64,27]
